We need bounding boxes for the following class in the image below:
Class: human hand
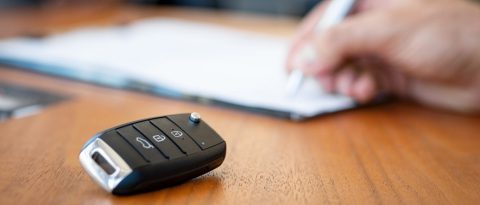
[286,0,480,113]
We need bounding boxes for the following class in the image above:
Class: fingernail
[353,74,376,103]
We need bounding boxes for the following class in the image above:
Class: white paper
[0,18,355,119]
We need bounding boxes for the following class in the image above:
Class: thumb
[304,10,395,75]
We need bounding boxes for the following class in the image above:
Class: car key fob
[79,113,226,195]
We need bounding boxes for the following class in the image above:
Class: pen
[285,0,357,96]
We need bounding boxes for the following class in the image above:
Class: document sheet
[0,18,355,119]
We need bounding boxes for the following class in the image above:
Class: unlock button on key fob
[117,126,166,163]
[133,121,185,159]
[150,118,201,155]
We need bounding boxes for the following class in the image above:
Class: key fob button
[167,114,223,150]
[133,121,185,159]
[150,118,201,155]
[98,130,147,168]
[117,126,167,163]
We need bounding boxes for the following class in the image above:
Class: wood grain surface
[0,5,479,205]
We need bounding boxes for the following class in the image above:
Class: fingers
[335,68,355,96]
[286,1,331,72]
[287,1,398,104]
[316,74,334,92]
[304,10,392,76]
[322,65,378,103]
[351,71,377,103]
[286,0,385,71]
[307,10,394,103]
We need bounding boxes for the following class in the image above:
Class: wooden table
[0,5,479,205]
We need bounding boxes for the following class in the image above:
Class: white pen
[285,0,357,96]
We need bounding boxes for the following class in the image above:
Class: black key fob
[79,113,226,195]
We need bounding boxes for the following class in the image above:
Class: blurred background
[0,0,321,16]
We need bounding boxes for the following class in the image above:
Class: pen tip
[285,70,305,97]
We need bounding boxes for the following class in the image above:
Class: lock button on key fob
[79,113,226,195]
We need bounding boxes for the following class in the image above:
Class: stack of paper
[0,18,355,120]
